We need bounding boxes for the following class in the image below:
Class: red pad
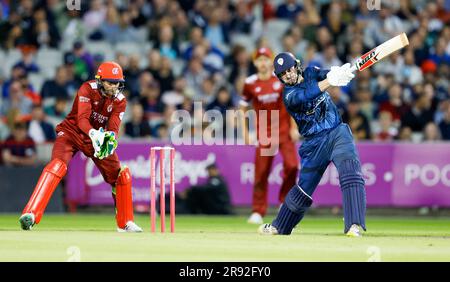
[115,167,134,228]
[22,158,67,224]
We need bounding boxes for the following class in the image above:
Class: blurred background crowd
[0,0,449,166]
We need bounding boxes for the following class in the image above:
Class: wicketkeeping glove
[97,131,118,159]
[89,127,106,159]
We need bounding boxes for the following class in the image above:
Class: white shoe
[346,224,362,237]
[117,221,143,233]
[247,212,263,224]
[19,213,35,230]
[258,223,279,235]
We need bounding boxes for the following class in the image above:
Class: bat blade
[354,33,409,72]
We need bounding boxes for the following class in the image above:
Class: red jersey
[241,74,291,141]
[56,80,126,141]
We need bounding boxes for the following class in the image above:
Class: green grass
[1,214,449,262]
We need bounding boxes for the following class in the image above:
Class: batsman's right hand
[326,63,355,86]
[89,127,106,159]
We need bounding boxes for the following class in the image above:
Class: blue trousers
[299,123,363,196]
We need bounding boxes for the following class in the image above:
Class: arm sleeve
[107,100,127,136]
[284,80,322,108]
[239,82,252,107]
[76,84,94,136]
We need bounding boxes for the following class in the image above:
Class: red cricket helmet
[95,61,125,97]
[95,61,125,82]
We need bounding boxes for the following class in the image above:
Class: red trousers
[252,137,299,216]
[53,127,121,186]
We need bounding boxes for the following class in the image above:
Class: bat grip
[350,65,357,72]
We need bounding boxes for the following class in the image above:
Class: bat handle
[350,65,357,72]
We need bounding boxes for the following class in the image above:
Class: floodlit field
[1,214,449,262]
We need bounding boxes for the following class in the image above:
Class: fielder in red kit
[19,62,142,232]
[240,47,299,224]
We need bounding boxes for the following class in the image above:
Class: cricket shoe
[346,224,362,237]
[247,212,263,224]
[19,213,35,230]
[258,223,279,235]
[117,221,143,233]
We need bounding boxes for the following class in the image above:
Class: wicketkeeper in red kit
[19,61,142,232]
[240,47,299,224]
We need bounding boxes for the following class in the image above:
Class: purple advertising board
[66,142,450,207]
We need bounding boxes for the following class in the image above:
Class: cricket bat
[350,33,409,72]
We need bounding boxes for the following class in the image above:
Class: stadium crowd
[0,0,449,166]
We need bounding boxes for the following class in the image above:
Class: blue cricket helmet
[273,52,303,85]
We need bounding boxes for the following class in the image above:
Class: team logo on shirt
[273,81,281,90]
[255,87,261,93]
[107,104,113,112]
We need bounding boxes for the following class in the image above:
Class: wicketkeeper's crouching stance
[259,52,366,237]
[19,62,142,232]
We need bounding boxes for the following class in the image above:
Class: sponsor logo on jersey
[79,96,90,103]
[257,93,280,104]
[107,104,113,112]
[91,112,109,124]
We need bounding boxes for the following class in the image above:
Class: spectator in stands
[184,56,210,98]
[276,0,303,19]
[123,54,142,98]
[423,122,441,142]
[83,0,107,36]
[378,83,409,126]
[153,56,175,94]
[2,65,27,98]
[311,44,342,69]
[131,70,155,101]
[13,47,39,74]
[44,96,69,128]
[40,66,70,101]
[124,103,152,138]
[401,93,435,132]
[139,81,165,129]
[1,121,36,166]
[374,111,397,142]
[1,81,33,117]
[154,22,178,60]
[32,8,61,48]
[154,122,169,140]
[228,44,253,86]
[99,4,120,44]
[204,7,229,47]
[145,49,162,79]
[397,126,413,142]
[0,118,10,142]
[342,98,371,140]
[27,105,56,144]
[64,41,95,82]
[229,0,254,34]
[439,101,450,140]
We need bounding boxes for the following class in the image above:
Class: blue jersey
[282,66,342,137]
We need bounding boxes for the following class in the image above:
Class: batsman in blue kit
[258,52,366,237]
